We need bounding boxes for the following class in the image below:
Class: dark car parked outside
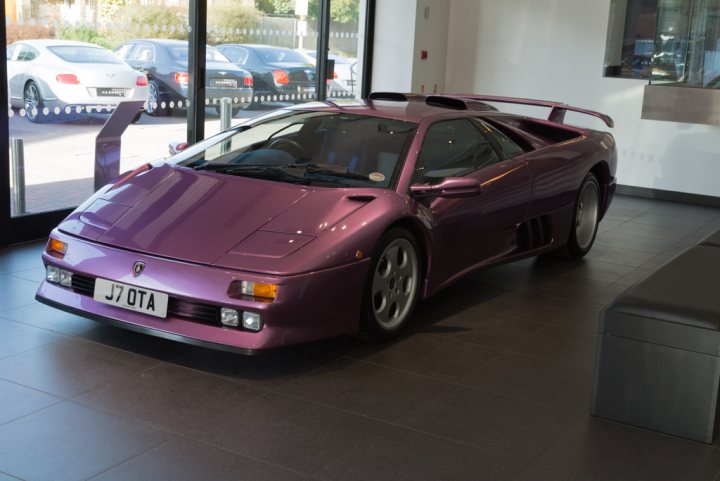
[214,44,316,101]
[114,39,254,117]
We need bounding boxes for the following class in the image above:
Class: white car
[6,39,149,123]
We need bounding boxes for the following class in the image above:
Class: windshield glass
[172,109,417,188]
[48,46,124,64]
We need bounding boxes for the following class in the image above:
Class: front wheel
[24,81,45,123]
[566,172,601,258]
[360,228,421,340]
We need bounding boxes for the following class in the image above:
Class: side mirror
[410,177,481,198]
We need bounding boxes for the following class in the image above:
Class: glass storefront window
[651,0,720,87]
[6,0,191,217]
[604,0,720,87]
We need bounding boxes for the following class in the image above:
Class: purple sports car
[36,92,617,353]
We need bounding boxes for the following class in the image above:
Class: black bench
[591,242,720,443]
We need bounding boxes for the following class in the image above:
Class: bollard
[220,97,232,132]
[10,138,26,215]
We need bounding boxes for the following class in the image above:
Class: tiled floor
[2,195,720,481]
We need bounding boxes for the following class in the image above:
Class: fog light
[240,281,278,300]
[221,308,240,327]
[59,269,73,287]
[242,312,262,331]
[46,265,60,283]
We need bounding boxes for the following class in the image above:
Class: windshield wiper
[286,163,371,181]
[194,162,371,182]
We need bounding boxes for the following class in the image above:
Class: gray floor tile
[398,384,572,463]
[459,353,594,418]
[174,347,343,390]
[0,318,65,360]
[510,325,598,373]
[89,437,311,481]
[0,379,61,426]
[414,307,547,350]
[316,424,524,481]
[0,276,42,312]
[74,363,263,435]
[0,242,44,276]
[348,332,503,382]
[0,302,98,336]
[515,418,720,481]
[278,358,451,422]
[189,392,387,475]
[0,401,167,481]
[0,337,158,398]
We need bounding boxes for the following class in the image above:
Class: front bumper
[36,232,370,352]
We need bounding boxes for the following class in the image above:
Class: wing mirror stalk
[410,177,482,198]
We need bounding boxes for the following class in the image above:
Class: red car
[36,93,616,353]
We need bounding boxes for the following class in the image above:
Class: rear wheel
[566,173,601,258]
[145,80,169,117]
[24,81,45,123]
[360,228,421,340]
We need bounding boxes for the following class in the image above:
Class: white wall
[372,0,450,94]
[372,0,417,91]
[444,0,720,197]
[411,0,451,94]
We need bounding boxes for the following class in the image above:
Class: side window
[18,46,38,62]
[130,44,154,62]
[473,118,525,159]
[226,47,249,64]
[412,119,501,184]
[114,43,134,60]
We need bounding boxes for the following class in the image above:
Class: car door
[412,118,531,287]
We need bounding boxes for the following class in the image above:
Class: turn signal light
[175,72,189,84]
[47,238,68,259]
[241,281,278,300]
[272,69,289,85]
[56,74,80,85]
[136,75,148,86]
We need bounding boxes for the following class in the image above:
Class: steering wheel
[268,138,309,160]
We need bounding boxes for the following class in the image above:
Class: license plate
[210,78,238,88]
[93,278,168,318]
[97,88,126,97]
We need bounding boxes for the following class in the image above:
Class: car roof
[13,39,106,49]
[287,99,484,124]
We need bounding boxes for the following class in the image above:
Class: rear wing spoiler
[451,94,614,128]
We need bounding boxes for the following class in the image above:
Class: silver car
[7,39,149,123]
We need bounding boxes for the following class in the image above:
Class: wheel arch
[589,160,611,219]
[380,217,433,299]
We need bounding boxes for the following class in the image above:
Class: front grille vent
[70,273,221,325]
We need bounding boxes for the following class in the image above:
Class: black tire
[24,81,45,123]
[146,80,170,117]
[359,228,422,340]
[565,172,601,258]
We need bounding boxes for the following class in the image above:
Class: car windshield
[47,46,124,64]
[257,47,308,64]
[169,46,230,63]
[172,110,417,189]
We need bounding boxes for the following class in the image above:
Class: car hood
[58,164,375,270]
